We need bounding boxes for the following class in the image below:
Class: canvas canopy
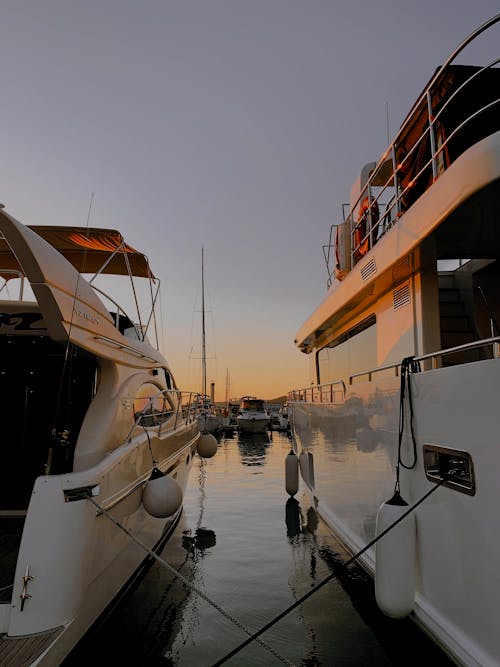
[0,226,155,280]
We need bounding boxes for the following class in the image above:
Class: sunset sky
[1,1,498,400]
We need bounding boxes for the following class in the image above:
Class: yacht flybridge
[0,211,210,665]
[289,14,500,667]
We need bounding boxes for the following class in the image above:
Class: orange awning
[0,226,155,280]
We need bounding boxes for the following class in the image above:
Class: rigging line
[211,477,447,667]
[52,192,94,443]
[141,276,161,347]
[86,496,295,667]
[122,241,144,339]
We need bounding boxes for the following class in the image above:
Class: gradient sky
[1,1,498,400]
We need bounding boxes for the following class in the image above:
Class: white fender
[197,433,218,458]
[143,468,183,518]
[299,452,315,489]
[375,491,416,618]
[285,450,299,496]
[299,452,309,486]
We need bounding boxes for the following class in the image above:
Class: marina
[63,429,453,666]
[0,5,499,667]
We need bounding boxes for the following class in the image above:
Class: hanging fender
[299,451,315,489]
[374,490,416,619]
[197,433,218,458]
[285,450,299,496]
[142,467,183,518]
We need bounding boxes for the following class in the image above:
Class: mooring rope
[87,496,295,667]
[211,477,447,666]
[395,356,419,493]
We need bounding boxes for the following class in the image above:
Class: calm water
[64,430,453,667]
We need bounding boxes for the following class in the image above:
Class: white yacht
[288,15,500,667]
[0,211,209,665]
[237,397,270,434]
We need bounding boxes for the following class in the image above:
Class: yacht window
[163,369,172,389]
[134,383,174,427]
[317,314,376,384]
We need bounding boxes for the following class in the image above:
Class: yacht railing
[288,380,346,404]
[125,389,202,442]
[288,336,500,402]
[324,14,500,288]
[0,270,26,300]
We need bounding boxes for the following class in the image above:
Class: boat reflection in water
[64,430,452,666]
[237,431,271,467]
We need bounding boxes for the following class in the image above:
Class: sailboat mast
[201,247,207,398]
[225,368,230,405]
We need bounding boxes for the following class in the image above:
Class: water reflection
[285,497,319,542]
[64,430,453,667]
[285,497,301,539]
[181,527,216,555]
[237,432,271,466]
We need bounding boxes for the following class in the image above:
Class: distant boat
[221,369,238,432]
[222,402,239,432]
[0,211,207,664]
[196,248,221,435]
[197,395,222,435]
[276,404,290,432]
[288,14,500,667]
[237,396,270,434]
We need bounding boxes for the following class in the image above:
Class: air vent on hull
[360,258,377,281]
[393,283,410,309]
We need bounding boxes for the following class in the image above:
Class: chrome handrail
[125,389,203,442]
[0,269,26,301]
[289,337,500,401]
[288,379,346,404]
[325,14,500,285]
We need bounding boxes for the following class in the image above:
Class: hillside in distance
[266,395,287,404]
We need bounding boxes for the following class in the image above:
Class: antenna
[201,247,207,398]
[386,101,390,145]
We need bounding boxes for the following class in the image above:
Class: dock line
[86,495,295,667]
[211,477,447,666]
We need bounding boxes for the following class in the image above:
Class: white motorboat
[237,397,270,434]
[288,14,500,667]
[0,211,211,665]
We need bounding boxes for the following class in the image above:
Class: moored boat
[289,14,500,667]
[0,211,210,665]
[221,401,239,433]
[237,396,270,434]
[196,396,223,435]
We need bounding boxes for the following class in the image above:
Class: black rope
[395,356,419,492]
[211,477,446,666]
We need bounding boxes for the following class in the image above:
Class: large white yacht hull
[291,358,500,667]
